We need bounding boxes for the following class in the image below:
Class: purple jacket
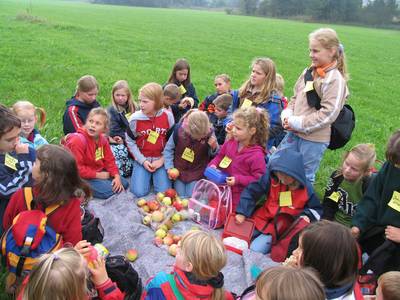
[208,139,266,209]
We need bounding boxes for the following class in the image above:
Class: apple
[157,192,165,201]
[173,235,181,243]
[164,220,174,230]
[142,205,150,213]
[137,199,147,207]
[148,201,159,211]
[169,244,178,256]
[154,236,163,247]
[126,249,138,262]
[152,211,164,222]
[164,188,177,199]
[162,197,172,206]
[160,206,167,213]
[163,236,174,246]
[181,199,189,208]
[142,215,152,225]
[168,168,180,181]
[171,213,182,223]
[155,228,167,238]
[173,201,183,211]
[158,224,168,232]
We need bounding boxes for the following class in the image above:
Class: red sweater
[69,128,119,179]
[3,187,82,246]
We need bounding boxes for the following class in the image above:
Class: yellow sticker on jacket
[147,130,159,144]
[95,147,104,161]
[279,191,293,207]
[179,85,187,95]
[4,153,18,171]
[388,191,400,212]
[241,98,252,108]
[219,156,232,169]
[181,147,195,163]
[125,112,132,121]
[329,191,341,203]
[304,81,314,92]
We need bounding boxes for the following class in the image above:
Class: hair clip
[338,43,344,54]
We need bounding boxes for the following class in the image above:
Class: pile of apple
[156,188,189,212]
[154,223,182,256]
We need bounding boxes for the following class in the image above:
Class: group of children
[1,26,400,299]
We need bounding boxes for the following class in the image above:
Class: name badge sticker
[179,85,187,95]
[147,130,159,144]
[328,191,341,203]
[219,156,232,169]
[388,191,400,212]
[304,81,314,92]
[4,153,18,171]
[241,98,252,108]
[95,147,104,161]
[181,147,195,163]
[279,191,293,207]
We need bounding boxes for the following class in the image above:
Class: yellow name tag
[219,156,232,169]
[95,147,104,161]
[328,191,341,203]
[4,153,18,171]
[125,112,132,120]
[241,98,252,108]
[279,191,293,207]
[181,147,195,163]
[179,85,187,95]
[388,191,400,212]
[304,81,314,92]
[147,130,159,144]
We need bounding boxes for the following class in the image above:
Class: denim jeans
[250,230,272,254]
[130,161,171,197]
[274,132,328,184]
[174,179,197,199]
[88,177,129,199]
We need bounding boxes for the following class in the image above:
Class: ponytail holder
[338,43,344,55]
[255,107,263,114]
[52,253,60,261]
[207,272,224,288]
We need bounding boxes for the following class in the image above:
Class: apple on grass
[126,249,138,262]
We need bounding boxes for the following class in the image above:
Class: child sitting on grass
[211,93,232,145]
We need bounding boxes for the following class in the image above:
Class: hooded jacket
[63,97,100,135]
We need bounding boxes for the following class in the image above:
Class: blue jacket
[107,106,133,140]
[20,129,48,149]
[236,148,322,222]
[62,97,100,135]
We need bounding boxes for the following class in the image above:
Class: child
[212,93,232,145]
[322,144,377,227]
[199,74,232,115]
[164,109,219,198]
[376,271,400,300]
[142,230,235,299]
[235,148,322,254]
[285,220,361,300]
[351,130,400,276]
[18,247,124,300]
[63,75,101,135]
[126,82,174,197]
[275,73,288,109]
[67,108,128,199]
[231,58,286,150]
[163,83,181,110]
[107,80,136,177]
[208,107,268,211]
[12,100,48,149]
[166,58,199,123]
[3,144,90,245]
[279,28,349,184]
[0,104,35,233]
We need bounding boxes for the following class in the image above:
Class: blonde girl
[63,75,100,135]
[107,80,136,177]
[12,100,48,149]
[126,83,174,197]
[164,109,219,198]
[209,107,269,211]
[67,108,128,199]
[323,144,377,227]
[279,28,349,184]
[18,247,124,300]
[142,230,235,300]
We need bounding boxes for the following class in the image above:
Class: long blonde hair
[180,230,227,300]
[239,58,277,104]
[22,248,87,300]
[111,80,135,114]
[183,109,211,140]
[12,100,46,129]
[309,28,349,81]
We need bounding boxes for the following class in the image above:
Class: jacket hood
[66,97,99,109]
[269,149,307,186]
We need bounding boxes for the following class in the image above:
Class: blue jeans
[174,179,197,199]
[88,177,129,199]
[250,230,272,254]
[130,161,171,197]
[274,132,328,184]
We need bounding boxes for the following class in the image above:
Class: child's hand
[283,255,299,268]
[74,240,91,257]
[235,214,245,224]
[88,256,109,286]
[208,136,217,150]
[113,136,123,144]
[226,176,235,186]
[167,168,179,180]
[152,157,164,170]
[385,226,400,243]
[209,164,217,169]
[96,171,110,179]
[15,143,29,154]
[300,215,310,223]
[112,175,124,193]
[351,226,360,239]
[143,161,155,173]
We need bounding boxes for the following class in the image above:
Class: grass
[0,0,399,295]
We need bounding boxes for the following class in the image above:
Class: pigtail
[336,43,349,81]
[212,287,225,300]
[35,106,47,129]
[255,108,270,149]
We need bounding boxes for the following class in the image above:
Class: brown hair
[12,100,47,129]
[300,220,358,288]
[386,129,400,165]
[111,80,135,114]
[35,145,91,206]
[256,266,325,300]
[167,58,191,87]
[309,28,349,81]
[377,271,400,300]
[139,82,164,112]
[213,94,232,111]
[86,107,110,133]
[163,83,180,101]
[75,75,99,94]
[239,58,277,105]
[0,104,21,138]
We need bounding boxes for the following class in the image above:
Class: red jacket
[69,128,119,179]
[3,187,82,246]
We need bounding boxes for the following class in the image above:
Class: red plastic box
[222,213,255,255]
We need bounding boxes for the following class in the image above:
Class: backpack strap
[304,68,322,110]
[23,187,60,216]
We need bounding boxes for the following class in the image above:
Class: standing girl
[322,144,377,227]
[166,58,199,123]
[12,100,48,149]
[126,83,174,197]
[279,28,349,184]
[164,109,219,199]
[142,230,235,300]
[107,80,136,177]
[3,144,90,245]
[66,108,128,199]
[208,107,268,211]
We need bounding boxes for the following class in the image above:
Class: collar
[325,281,354,299]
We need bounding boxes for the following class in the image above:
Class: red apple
[126,249,138,262]
[163,236,174,246]
[164,188,177,199]
[168,168,180,180]
[148,201,160,211]
[173,201,183,211]
[173,235,181,243]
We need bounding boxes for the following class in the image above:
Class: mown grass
[0,2,399,295]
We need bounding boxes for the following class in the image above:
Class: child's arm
[207,134,219,157]
[322,171,341,221]
[302,184,323,222]
[163,134,176,171]
[3,188,24,231]
[186,83,199,108]
[61,199,83,245]
[102,138,120,178]
[125,119,147,165]
[108,107,126,139]
[234,152,266,187]
[68,136,97,179]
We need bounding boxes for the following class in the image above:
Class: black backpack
[304,68,355,150]
[81,207,104,245]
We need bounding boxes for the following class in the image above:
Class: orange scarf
[314,61,336,78]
